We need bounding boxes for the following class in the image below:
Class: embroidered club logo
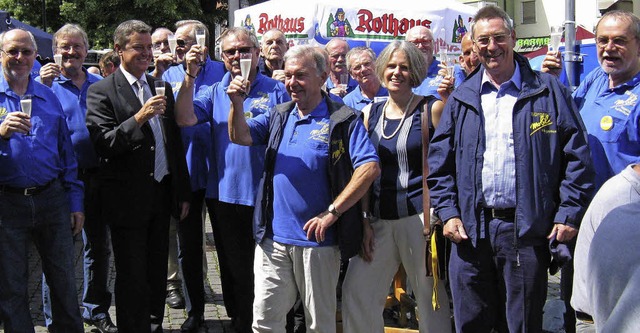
[611,90,637,116]
[530,112,553,136]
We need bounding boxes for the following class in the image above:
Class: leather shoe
[85,317,118,333]
[166,289,185,309]
[180,314,204,332]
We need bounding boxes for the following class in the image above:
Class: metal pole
[228,0,239,28]
[564,0,579,90]
[41,0,47,32]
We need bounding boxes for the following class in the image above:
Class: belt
[484,207,516,220]
[0,179,55,196]
[575,311,594,323]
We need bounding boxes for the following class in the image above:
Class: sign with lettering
[234,0,477,53]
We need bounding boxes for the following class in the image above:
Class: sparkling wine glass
[154,80,166,97]
[20,94,33,135]
[549,26,563,53]
[240,52,252,80]
[168,35,177,56]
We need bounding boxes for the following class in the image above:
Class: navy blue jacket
[427,53,595,245]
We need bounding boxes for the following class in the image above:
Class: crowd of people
[0,4,638,333]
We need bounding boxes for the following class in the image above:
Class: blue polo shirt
[413,57,441,98]
[573,66,640,188]
[194,71,289,204]
[343,85,388,110]
[325,75,358,95]
[37,69,102,169]
[163,58,225,191]
[247,101,378,247]
[0,76,83,212]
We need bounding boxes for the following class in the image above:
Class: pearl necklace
[381,93,415,140]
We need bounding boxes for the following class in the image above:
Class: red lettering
[355,9,432,37]
[257,13,305,35]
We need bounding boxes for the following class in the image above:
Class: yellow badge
[600,115,613,131]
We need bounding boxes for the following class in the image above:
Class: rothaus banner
[234,0,477,54]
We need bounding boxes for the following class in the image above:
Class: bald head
[405,26,434,65]
[325,38,350,76]
[459,33,479,74]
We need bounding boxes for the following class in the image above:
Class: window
[522,1,536,24]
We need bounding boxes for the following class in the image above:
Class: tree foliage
[1,0,228,49]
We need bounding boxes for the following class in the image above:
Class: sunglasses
[222,47,253,58]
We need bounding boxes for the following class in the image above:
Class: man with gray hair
[162,18,225,332]
[324,38,357,97]
[175,26,288,332]
[38,23,116,333]
[428,5,594,332]
[226,44,380,332]
[86,20,191,333]
[343,46,387,110]
[258,28,288,82]
[0,28,84,332]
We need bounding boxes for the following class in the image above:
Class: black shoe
[85,317,118,333]
[181,314,204,332]
[166,289,185,309]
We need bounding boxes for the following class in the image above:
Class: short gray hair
[114,20,152,48]
[53,24,89,52]
[346,46,376,72]
[175,20,209,44]
[284,45,327,76]
[219,27,259,49]
[596,10,640,40]
[375,41,426,88]
[470,5,513,40]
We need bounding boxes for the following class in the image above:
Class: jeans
[43,172,114,326]
[0,180,83,333]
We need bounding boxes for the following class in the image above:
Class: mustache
[335,61,346,67]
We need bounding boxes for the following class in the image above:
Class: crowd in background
[0,4,639,333]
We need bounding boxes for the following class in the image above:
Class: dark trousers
[177,189,206,316]
[43,171,114,325]
[0,180,83,333]
[110,180,171,333]
[211,201,255,332]
[449,218,550,333]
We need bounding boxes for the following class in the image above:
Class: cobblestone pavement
[8,221,567,333]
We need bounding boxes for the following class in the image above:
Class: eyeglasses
[152,40,168,50]
[473,34,510,47]
[57,44,85,52]
[176,39,188,48]
[409,39,433,47]
[596,36,633,49]
[222,47,253,58]
[1,49,35,58]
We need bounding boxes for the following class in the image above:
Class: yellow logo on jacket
[331,139,345,164]
[530,112,554,136]
[0,107,7,120]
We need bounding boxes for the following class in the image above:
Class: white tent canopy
[234,0,477,54]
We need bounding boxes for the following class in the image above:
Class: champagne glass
[196,28,206,47]
[54,54,63,79]
[20,94,33,135]
[339,73,349,90]
[240,52,252,80]
[168,34,177,56]
[549,25,563,53]
[154,80,166,97]
[53,54,62,67]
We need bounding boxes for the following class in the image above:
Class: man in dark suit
[86,20,191,333]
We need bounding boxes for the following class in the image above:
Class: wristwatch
[328,203,342,217]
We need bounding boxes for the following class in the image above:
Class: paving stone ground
[8,220,567,333]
